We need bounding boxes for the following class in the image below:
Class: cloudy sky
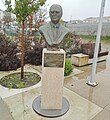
[0,0,110,21]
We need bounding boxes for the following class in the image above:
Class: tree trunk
[21,21,25,79]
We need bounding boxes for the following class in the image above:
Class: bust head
[49,4,63,24]
[39,4,69,51]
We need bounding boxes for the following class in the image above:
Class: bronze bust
[39,4,70,50]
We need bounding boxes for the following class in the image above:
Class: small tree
[5,0,46,79]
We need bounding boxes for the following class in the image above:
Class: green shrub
[64,59,73,76]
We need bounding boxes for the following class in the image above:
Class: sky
[0,0,110,21]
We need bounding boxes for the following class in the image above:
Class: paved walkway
[64,66,110,120]
[0,63,110,120]
[0,97,14,120]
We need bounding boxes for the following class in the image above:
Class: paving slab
[4,87,102,120]
[0,97,14,120]
[29,65,42,73]
[74,61,106,80]
[105,102,110,111]
[91,109,110,120]
[64,69,110,109]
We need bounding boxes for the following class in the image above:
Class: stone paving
[0,62,110,120]
[64,62,110,120]
[0,97,14,120]
[4,87,102,120]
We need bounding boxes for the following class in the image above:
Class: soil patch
[0,72,41,89]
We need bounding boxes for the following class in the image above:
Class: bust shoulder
[39,22,70,47]
[39,23,70,33]
[39,23,50,33]
[59,24,70,33]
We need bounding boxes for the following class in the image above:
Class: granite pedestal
[41,48,65,109]
[32,48,69,117]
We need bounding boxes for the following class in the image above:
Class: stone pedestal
[41,48,65,109]
[71,53,89,66]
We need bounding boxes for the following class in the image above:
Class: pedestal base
[32,96,70,118]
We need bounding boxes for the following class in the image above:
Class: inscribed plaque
[44,53,64,67]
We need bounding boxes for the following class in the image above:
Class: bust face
[49,4,62,24]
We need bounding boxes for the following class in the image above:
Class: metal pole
[87,0,106,87]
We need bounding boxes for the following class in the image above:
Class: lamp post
[87,0,106,87]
